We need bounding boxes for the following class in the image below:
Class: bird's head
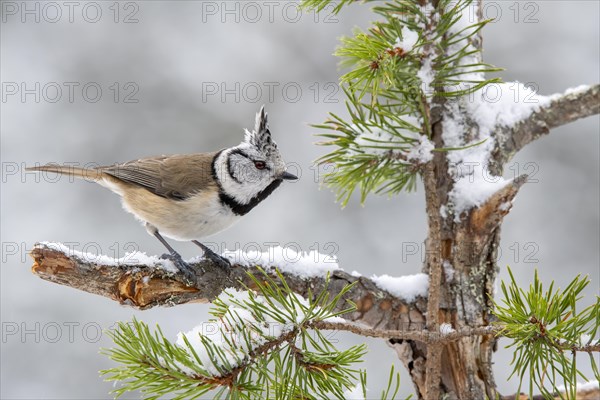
[213,106,297,211]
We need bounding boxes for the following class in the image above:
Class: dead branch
[29,243,427,332]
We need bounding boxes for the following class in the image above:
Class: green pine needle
[493,267,600,399]
[101,270,384,399]
[302,0,501,205]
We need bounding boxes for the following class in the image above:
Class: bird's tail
[26,164,104,181]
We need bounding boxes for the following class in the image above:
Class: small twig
[312,320,501,343]
[559,341,600,353]
[314,320,600,352]
[220,328,299,387]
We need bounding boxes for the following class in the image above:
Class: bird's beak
[280,171,298,181]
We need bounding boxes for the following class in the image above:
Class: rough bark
[403,132,529,398]
[29,245,600,399]
[30,243,428,331]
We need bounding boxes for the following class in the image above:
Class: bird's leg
[149,228,197,284]
[192,240,231,269]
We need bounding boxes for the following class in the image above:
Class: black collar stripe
[211,149,225,187]
[219,179,283,216]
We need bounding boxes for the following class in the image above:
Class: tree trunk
[385,2,507,397]
[389,108,528,398]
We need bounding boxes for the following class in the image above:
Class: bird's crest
[244,105,278,156]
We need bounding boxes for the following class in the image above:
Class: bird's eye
[254,161,266,170]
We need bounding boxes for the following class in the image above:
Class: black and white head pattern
[213,106,288,215]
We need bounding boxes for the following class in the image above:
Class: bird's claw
[160,253,197,286]
[203,249,231,269]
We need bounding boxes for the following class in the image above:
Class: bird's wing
[100,152,219,200]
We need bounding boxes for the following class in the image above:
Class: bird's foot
[160,253,197,285]
[190,240,231,269]
[203,249,231,269]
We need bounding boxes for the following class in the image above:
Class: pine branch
[494,268,600,400]
[313,320,500,342]
[29,243,427,331]
[37,240,600,353]
[102,270,369,399]
[316,320,600,352]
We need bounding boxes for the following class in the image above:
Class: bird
[27,106,297,283]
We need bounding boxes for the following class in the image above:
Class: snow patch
[466,82,550,136]
[39,241,179,273]
[440,322,455,335]
[442,81,549,219]
[218,246,340,279]
[579,334,592,345]
[393,26,419,53]
[371,273,428,302]
[407,136,435,163]
[418,55,435,97]
[443,260,454,283]
[549,84,591,101]
[449,168,510,218]
[442,101,509,219]
[440,205,448,219]
[562,84,590,97]
[323,315,347,323]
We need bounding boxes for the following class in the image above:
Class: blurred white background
[1,1,598,398]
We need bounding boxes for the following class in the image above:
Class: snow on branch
[493,83,599,171]
[468,173,528,235]
[29,242,427,331]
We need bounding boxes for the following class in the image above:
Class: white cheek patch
[215,149,273,205]
[232,163,261,184]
